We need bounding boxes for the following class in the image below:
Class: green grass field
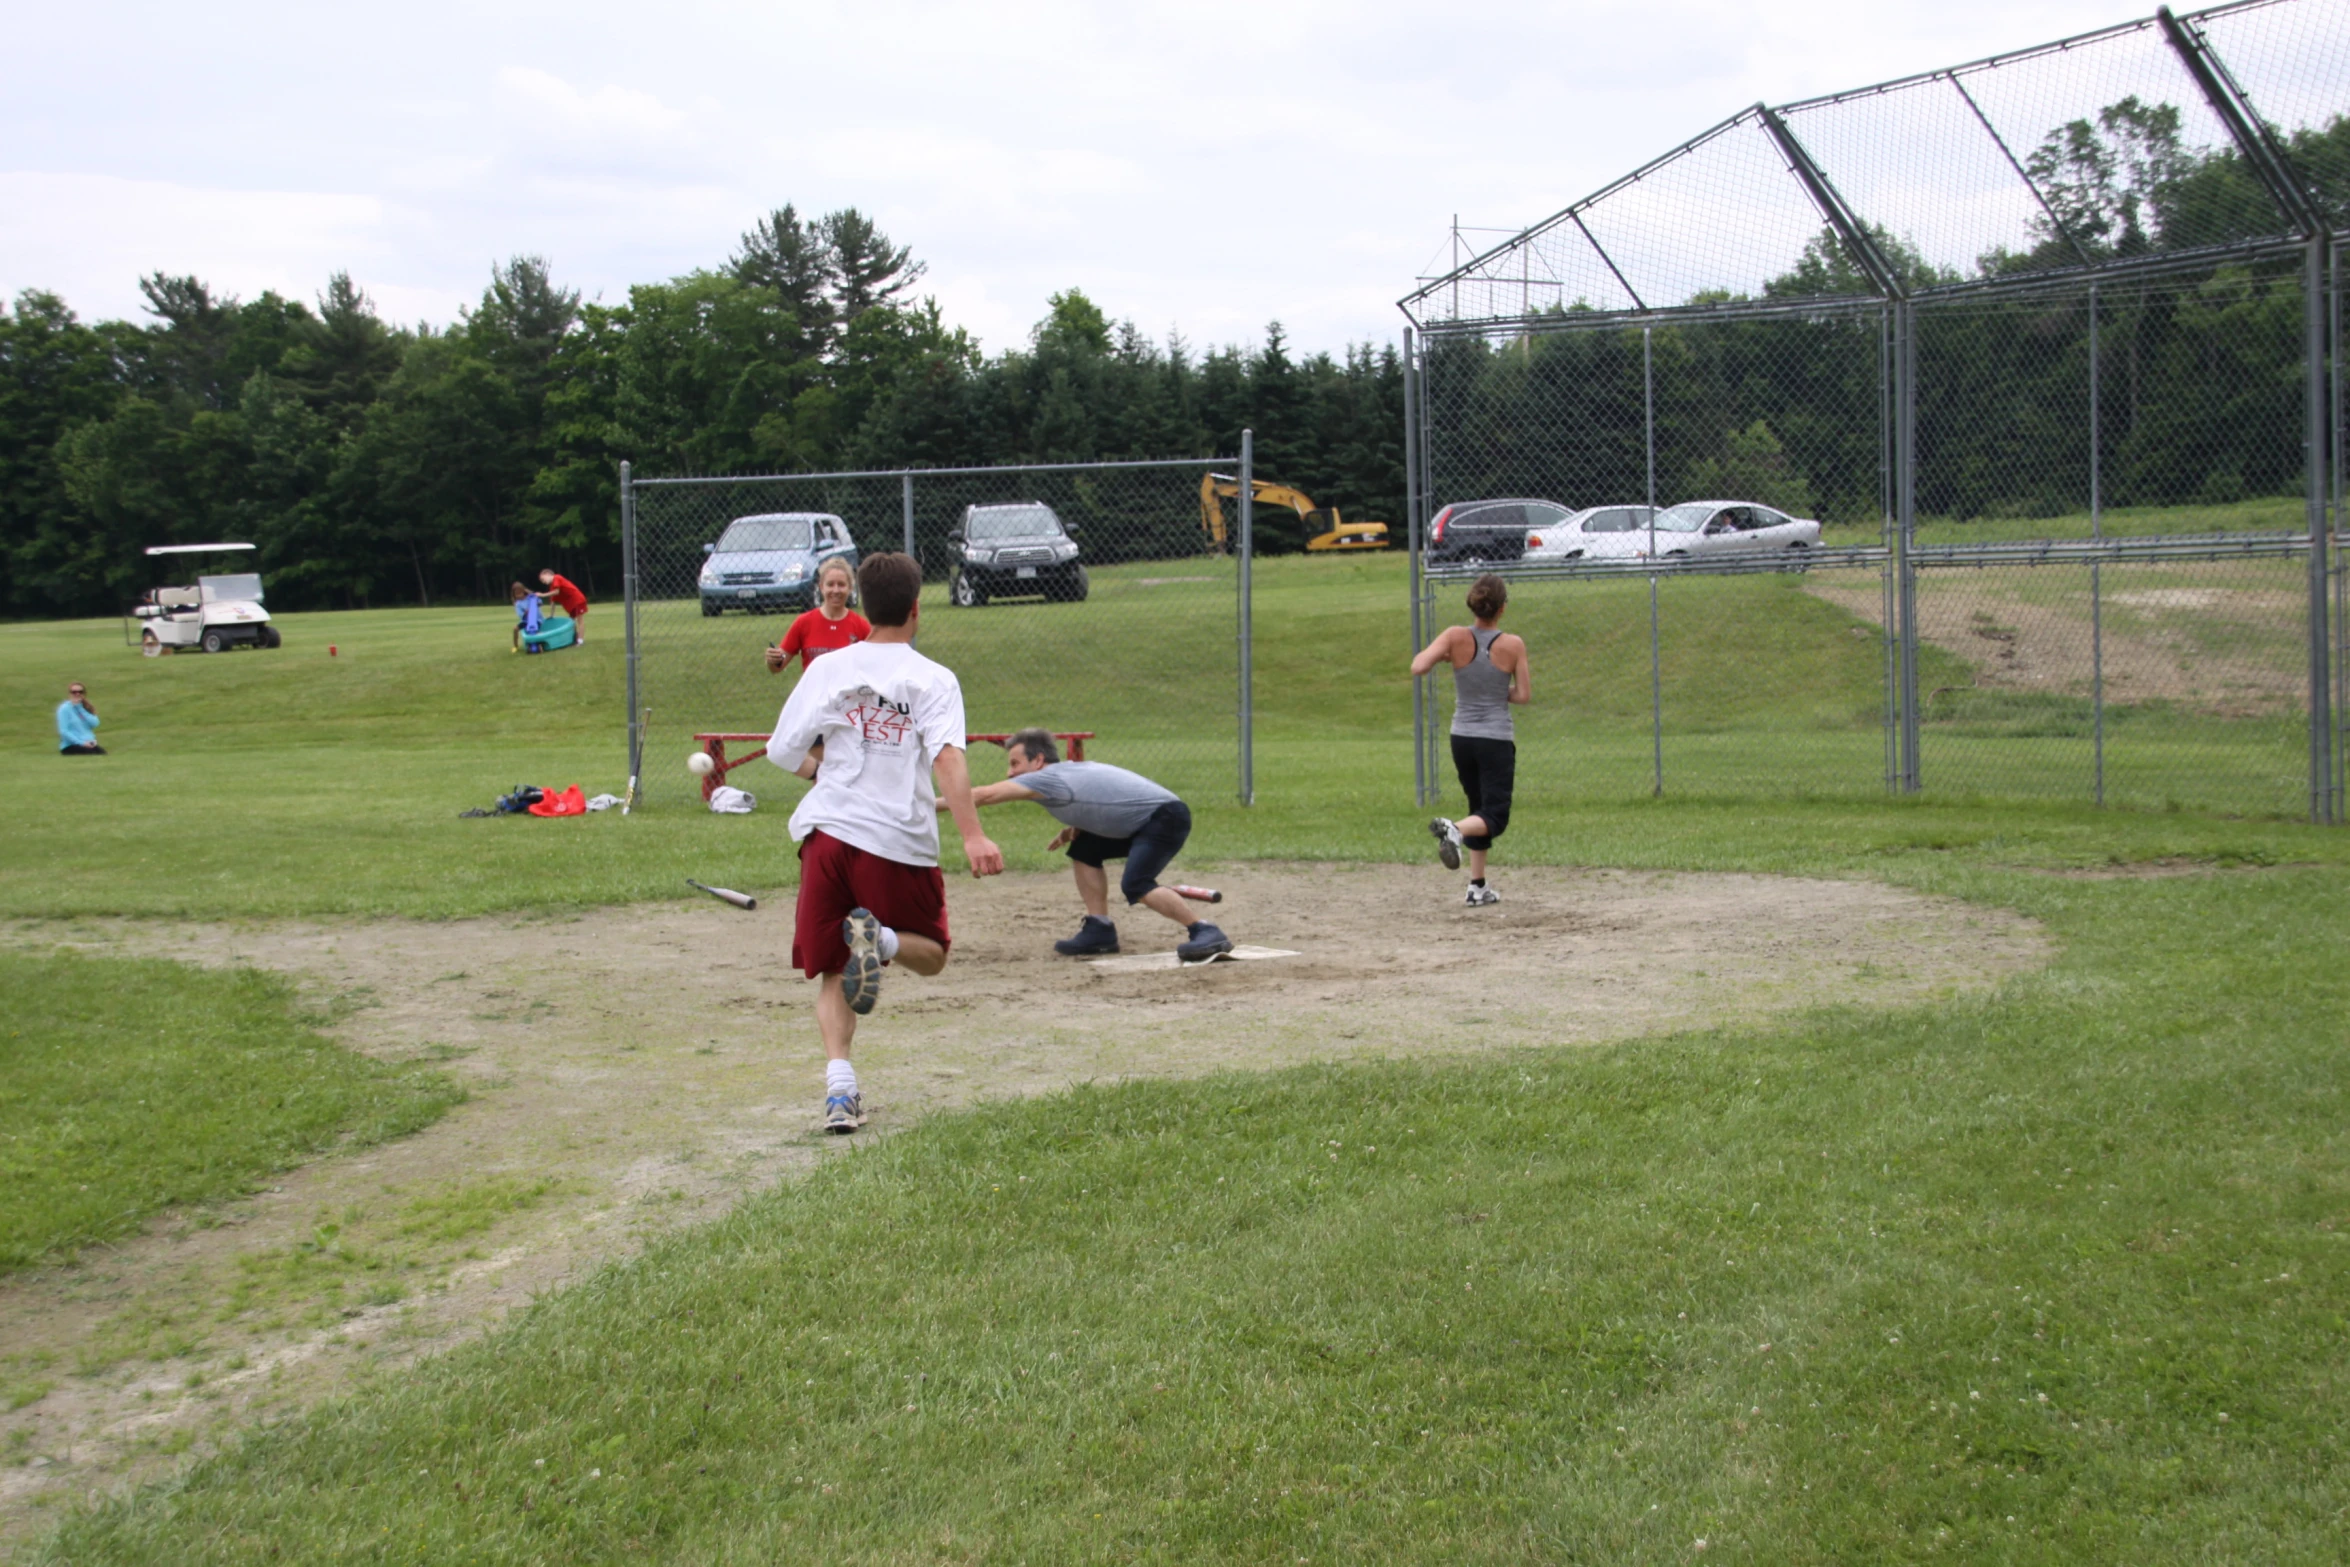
[27,859,2350,1562]
[0,547,2324,919]
[6,546,2350,1561]
[0,951,464,1273]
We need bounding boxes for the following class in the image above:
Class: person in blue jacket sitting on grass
[57,680,103,755]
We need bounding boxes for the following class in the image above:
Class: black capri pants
[1065,799,1193,904]
[1448,734,1515,851]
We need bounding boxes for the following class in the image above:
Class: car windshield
[198,573,264,603]
[1651,503,1713,534]
[968,507,1061,540]
[717,517,816,552]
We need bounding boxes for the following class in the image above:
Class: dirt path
[1805,574,2303,716]
[0,864,2047,1546]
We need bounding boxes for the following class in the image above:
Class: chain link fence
[622,456,1255,811]
[1403,0,2344,824]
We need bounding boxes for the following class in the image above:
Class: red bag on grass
[527,785,587,817]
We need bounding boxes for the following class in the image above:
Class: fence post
[1424,575,1440,795]
[2335,243,2347,816]
[1403,329,1426,807]
[1897,300,1922,793]
[621,459,641,791]
[2307,236,2337,824]
[2091,282,2105,808]
[1238,428,1255,806]
[1645,324,1662,798]
[901,471,915,559]
[1881,306,1899,793]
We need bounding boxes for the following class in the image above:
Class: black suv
[1424,498,1566,565]
[948,503,1089,605]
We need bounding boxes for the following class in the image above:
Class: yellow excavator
[1199,473,1390,553]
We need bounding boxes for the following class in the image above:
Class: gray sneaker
[1176,922,1234,963]
[823,1092,864,1133]
[840,908,884,1015]
[1430,817,1463,871]
[1464,884,1499,906]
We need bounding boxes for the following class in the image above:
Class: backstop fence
[1403,0,2348,824]
[621,451,1261,811]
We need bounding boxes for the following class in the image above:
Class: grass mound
[38,868,2350,1562]
[0,951,465,1272]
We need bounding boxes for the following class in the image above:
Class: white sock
[826,1060,858,1099]
[875,926,901,962]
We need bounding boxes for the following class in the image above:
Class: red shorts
[792,830,950,978]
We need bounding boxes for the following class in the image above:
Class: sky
[0,0,2281,357]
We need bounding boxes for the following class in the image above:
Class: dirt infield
[0,864,2046,1543]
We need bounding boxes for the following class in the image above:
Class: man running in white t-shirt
[961,729,1233,962]
[766,553,1003,1132]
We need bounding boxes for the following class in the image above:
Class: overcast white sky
[0,0,2227,355]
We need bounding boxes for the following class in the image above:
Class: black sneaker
[1430,817,1464,871]
[1053,915,1120,956]
[840,908,885,1015]
[1176,922,1234,963]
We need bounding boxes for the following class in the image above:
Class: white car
[1585,500,1822,561]
[1522,504,1657,560]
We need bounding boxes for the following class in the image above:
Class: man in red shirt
[764,557,870,675]
[537,568,589,642]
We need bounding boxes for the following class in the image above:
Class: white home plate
[1088,944,1300,972]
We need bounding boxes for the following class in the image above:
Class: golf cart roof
[146,543,256,556]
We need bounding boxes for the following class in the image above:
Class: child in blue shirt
[511,582,544,652]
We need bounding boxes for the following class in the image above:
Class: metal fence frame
[1403,0,2343,823]
[620,449,1258,809]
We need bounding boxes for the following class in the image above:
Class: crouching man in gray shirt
[958,729,1233,962]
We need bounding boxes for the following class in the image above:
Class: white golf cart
[128,543,280,655]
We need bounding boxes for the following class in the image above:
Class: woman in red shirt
[765,556,870,675]
[537,568,589,642]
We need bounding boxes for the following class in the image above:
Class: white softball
[687,752,716,776]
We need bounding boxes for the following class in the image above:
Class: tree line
[0,205,1405,617]
[8,102,2338,618]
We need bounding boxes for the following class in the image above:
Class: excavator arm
[1200,473,1323,548]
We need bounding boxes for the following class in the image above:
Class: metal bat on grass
[686,878,757,910]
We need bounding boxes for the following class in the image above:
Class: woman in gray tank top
[1409,573,1531,904]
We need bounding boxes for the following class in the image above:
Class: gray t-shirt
[1015,761,1180,839]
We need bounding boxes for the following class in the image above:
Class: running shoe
[1430,817,1464,871]
[823,1092,864,1133]
[1176,922,1234,963]
[1053,915,1121,956]
[1464,884,1500,907]
[840,907,885,1015]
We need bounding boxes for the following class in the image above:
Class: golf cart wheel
[141,630,162,658]
[260,625,282,649]
[201,629,228,654]
[951,570,986,608]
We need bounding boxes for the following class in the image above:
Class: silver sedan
[1586,500,1822,560]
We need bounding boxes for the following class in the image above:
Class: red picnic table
[692,730,1094,801]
